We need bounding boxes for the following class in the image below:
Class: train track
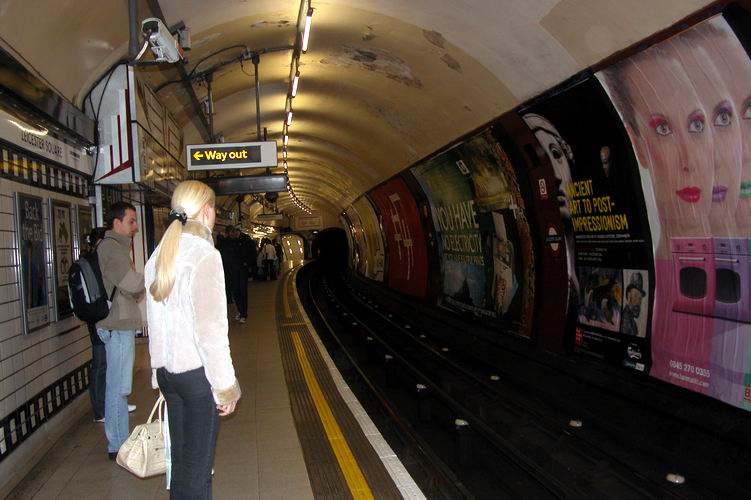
[298,262,718,499]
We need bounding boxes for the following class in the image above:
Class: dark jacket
[274,242,284,261]
[222,233,254,272]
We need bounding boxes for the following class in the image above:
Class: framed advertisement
[14,192,50,334]
[50,199,74,320]
[597,15,751,410]
[522,77,654,368]
[370,177,430,299]
[75,204,93,260]
[410,133,534,336]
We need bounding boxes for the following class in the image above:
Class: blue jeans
[97,328,135,453]
[157,367,219,500]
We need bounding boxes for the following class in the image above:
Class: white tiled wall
[0,177,90,425]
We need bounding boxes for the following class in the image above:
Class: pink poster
[598,16,751,409]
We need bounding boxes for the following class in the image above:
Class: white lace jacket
[145,221,241,405]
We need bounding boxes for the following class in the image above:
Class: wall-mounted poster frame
[49,199,74,320]
[14,192,50,334]
[75,204,93,260]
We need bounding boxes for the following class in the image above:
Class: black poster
[15,193,49,334]
[522,78,654,370]
[51,199,73,319]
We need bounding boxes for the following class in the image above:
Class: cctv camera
[141,18,183,63]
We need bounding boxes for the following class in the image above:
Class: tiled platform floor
[8,267,313,500]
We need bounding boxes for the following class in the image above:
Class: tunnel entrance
[312,228,348,268]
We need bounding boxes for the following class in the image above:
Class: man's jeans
[97,329,135,453]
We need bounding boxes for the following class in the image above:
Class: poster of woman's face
[599,16,751,244]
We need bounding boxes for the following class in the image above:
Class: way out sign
[186,141,278,171]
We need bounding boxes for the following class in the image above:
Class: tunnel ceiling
[0,0,712,220]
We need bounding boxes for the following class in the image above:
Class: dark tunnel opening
[312,227,348,268]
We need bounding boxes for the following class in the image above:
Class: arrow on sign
[193,150,204,161]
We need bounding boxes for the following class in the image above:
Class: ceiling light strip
[282,1,314,215]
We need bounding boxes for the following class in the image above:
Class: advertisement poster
[410,132,534,336]
[351,197,385,282]
[343,199,385,282]
[15,193,49,334]
[340,214,357,270]
[370,177,429,299]
[76,205,93,259]
[523,78,654,369]
[50,200,73,319]
[598,15,751,410]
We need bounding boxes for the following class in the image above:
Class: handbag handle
[146,394,166,424]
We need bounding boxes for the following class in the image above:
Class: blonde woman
[145,180,241,499]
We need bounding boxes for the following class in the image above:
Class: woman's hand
[216,400,237,416]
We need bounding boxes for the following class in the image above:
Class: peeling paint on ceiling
[423,30,446,48]
[320,45,422,89]
[367,102,413,135]
[191,32,224,49]
[440,53,462,73]
[250,19,291,29]
[362,25,376,42]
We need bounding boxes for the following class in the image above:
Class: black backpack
[67,245,116,324]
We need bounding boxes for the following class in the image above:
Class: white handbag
[116,394,167,478]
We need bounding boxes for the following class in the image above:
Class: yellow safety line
[291,331,374,499]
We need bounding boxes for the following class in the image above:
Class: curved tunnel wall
[338,7,751,413]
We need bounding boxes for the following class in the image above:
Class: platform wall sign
[186,141,278,171]
[0,108,93,174]
[50,199,74,320]
[293,215,323,230]
[15,193,50,334]
[256,213,285,222]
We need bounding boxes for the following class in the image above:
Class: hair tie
[168,208,188,226]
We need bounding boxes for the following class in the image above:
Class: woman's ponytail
[149,218,184,301]
[149,181,215,302]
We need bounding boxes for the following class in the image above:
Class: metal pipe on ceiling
[146,0,212,142]
[205,72,214,141]
[252,52,262,141]
[128,0,139,60]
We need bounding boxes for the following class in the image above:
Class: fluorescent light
[282,148,287,158]
[291,71,300,97]
[8,119,48,136]
[302,8,313,52]
[283,161,288,170]
[287,110,293,126]
[283,135,289,145]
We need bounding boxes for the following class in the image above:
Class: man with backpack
[96,202,145,460]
